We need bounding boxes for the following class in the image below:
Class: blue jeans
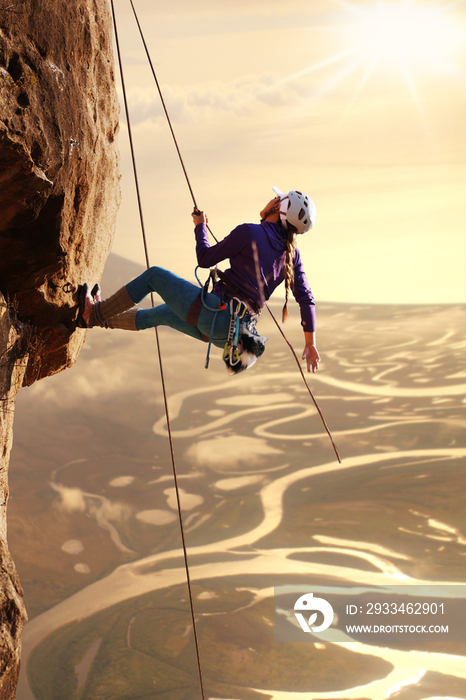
[125,267,230,348]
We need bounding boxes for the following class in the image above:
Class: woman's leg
[90,267,230,346]
[126,267,231,346]
[136,299,230,348]
[136,304,205,341]
[85,267,199,328]
[125,267,200,317]
[196,292,230,346]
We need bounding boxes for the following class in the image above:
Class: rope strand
[128,0,197,210]
[128,0,219,240]
[266,308,341,462]
[110,3,206,698]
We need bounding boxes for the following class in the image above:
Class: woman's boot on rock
[78,285,135,328]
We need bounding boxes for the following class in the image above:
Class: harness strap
[186,293,209,343]
[216,269,261,315]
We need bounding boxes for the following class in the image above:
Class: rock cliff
[0,0,120,695]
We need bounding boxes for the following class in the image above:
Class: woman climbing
[78,186,320,375]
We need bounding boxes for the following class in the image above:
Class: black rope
[128,0,198,210]
[266,311,341,462]
[126,0,341,464]
[110,3,206,698]
[128,0,217,239]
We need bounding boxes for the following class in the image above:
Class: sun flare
[271,0,465,107]
[351,2,464,73]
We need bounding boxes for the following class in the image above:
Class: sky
[110,0,466,304]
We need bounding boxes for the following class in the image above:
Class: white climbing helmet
[272,186,316,234]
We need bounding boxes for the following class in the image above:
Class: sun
[349,1,464,74]
[269,0,465,106]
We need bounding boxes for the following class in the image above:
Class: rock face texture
[0,0,121,385]
[0,297,28,699]
[0,0,120,695]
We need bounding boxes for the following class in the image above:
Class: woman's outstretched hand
[302,344,320,373]
[192,210,207,226]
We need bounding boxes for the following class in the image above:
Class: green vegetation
[28,583,392,700]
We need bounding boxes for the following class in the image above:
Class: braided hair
[282,222,298,322]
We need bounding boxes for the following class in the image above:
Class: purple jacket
[195,221,315,332]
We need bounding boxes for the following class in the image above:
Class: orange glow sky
[111,0,466,304]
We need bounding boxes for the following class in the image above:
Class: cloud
[51,483,86,513]
[102,500,132,523]
[119,73,306,128]
[61,539,84,555]
[51,485,131,523]
[136,509,177,526]
[109,476,135,487]
[185,435,283,473]
[26,346,162,408]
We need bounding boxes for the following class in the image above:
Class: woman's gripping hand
[192,210,208,226]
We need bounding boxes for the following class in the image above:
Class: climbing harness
[189,267,268,374]
[222,299,267,375]
[204,266,268,374]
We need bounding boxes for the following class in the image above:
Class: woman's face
[260,196,280,221]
